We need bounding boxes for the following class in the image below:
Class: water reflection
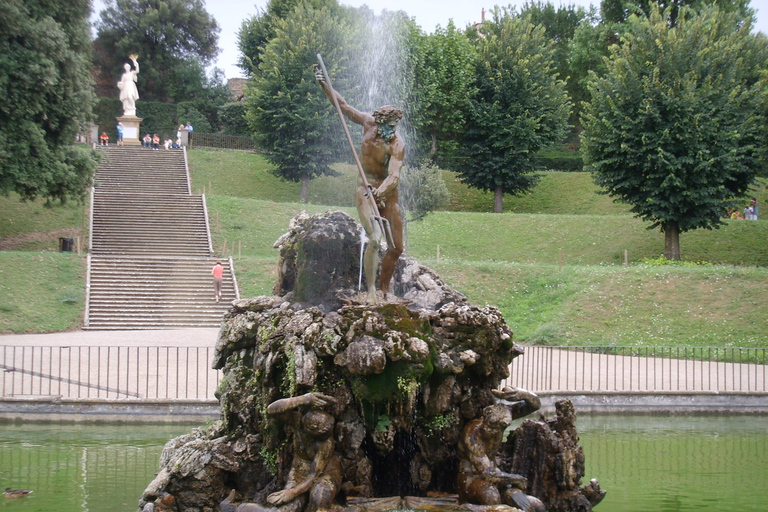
[0,417,766,512]
[578,415,768,512]
[0,423,196,512]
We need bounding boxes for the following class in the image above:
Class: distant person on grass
[751,198,758,220]
[212,260,224,302]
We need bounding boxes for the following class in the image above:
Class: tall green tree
[458,12,571,213]
[518,2,593,127]
[245,4,349,203]
[600,0,753,26]
[93,0,220,102]
[0,0,98,203]
[237,0,344,76]
[581,5,768,260]
[410,21,477,166]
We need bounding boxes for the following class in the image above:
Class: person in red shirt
[211,260,224,302]
[100,132,109,146]
[151,134,160,150]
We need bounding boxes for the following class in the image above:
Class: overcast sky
[92,0,768,80]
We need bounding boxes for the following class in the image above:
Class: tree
[238,0,345,76]
[458,12,571,213]
[398,162,450,252]
[600,0,753,26]
[518,2,593,128]
[0,0,98,203]
[399,162,449,222]
[93,0,220,102]
[409,21,477,166]
[245,4,349,203]
[567,15,614,123]
[581,5,768,260]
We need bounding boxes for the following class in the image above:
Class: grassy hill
[1,147,767,346]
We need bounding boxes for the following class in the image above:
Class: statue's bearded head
[373,105,403,142]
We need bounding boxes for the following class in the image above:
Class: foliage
[93,0,220,102]
[237,0,344,75]
[245,4,349,202]
[399,162,450,221]
[566,17,616,124]
[93,98,233,141]
[599,0,754,26]
[176,102,212,133]
[581,5,768,260]
[0,0,98,203]
[533,146,584,172]
[458,11,572,213]
[518,1,594,124]
[218,103,250,136]
[409,21,477,166]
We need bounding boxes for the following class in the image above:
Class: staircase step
[87,147,237,329]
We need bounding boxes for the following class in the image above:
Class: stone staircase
[86,145,238,329]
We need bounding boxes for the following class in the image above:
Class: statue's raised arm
[314,65,371,126]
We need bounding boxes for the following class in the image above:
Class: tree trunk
[663,222,681,260]
[494,185,503,213]
[300,172,309,204]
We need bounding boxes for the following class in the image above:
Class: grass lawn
[434,261,768,348]
[2,148,767,344]
[0,194,88,252]
[0,252,86,333]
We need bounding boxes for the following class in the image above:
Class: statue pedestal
[117,115,143,146]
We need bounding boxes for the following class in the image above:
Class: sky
[92,0,768,81]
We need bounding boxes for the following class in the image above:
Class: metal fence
[189,132,255,151]
[0,346,220,400]
[2,345,766,402]
[504,346,768,393]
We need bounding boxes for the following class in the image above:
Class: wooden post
[223,240,227,256]
[624,249,628,267]
[437,245,440,263]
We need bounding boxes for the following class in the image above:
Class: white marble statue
[117,55,140,116]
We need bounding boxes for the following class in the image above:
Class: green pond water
[0,415,766,512]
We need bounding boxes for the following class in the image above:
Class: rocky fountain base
[138,211,604,512]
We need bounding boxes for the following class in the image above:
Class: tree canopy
[581,5,768,260]
[237,0,345,76]
[93,0,220,102]
[458,12,571,213]
[0,0,98,203]
[409,21,477,166]
[245,4,349,203]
